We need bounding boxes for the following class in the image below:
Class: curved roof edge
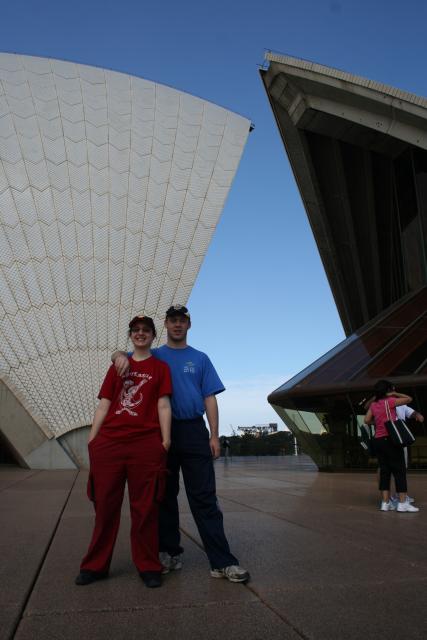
[0,51,253,126]
[265,51,427,111]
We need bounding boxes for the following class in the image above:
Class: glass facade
[270,288,427,470]
[273,388,427,471]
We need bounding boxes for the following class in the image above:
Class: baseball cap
[165,304,190,319]
[128,315,157,336]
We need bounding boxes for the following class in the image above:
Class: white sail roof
[0,53,250,435]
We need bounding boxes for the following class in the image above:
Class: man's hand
[210,435,220,459]
[112,351,130,377]
[204,395,220,459]
[414,412,425,423]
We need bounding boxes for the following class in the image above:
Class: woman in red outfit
[364,380,418,513]
[75,315,172,588]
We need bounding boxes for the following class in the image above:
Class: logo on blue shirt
[183,361,196,374]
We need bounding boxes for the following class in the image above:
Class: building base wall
[0,377,77,470]
[58,427,90,469]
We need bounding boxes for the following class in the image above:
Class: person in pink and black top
[364,379,418,513]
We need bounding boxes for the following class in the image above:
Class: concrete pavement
[1,456,426,640]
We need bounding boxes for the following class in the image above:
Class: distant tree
[224,431,295,456]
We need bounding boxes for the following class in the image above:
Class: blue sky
[2,0,426,433]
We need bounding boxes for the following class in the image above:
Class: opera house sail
[261,53,427,470]
[0,54,251,468]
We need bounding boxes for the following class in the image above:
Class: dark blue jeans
[159,417,238,569]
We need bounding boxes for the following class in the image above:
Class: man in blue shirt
[113,305,249,583]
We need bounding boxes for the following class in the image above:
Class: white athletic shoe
[210,565,250,583]
[159,552,183,574]
[380,501,396,511]
[397,502,419,513]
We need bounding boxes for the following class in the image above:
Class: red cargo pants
[80,429,167,574]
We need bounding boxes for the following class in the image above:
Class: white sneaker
[210,565,250,583]
[397,502,419,512]
[159,552,183,574]
[380,501,396,511]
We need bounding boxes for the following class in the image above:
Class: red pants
[80,430,167,574]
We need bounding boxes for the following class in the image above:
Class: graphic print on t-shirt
[115,372,153,416]
[183,361,195,373]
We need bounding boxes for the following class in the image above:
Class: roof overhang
[260,53,427,335]
[261,52,427,150]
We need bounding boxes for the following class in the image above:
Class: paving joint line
[218,487,383,514]
[214,491,324,535]
[244,583,311,640]
[180,507,426,638]
[213,493,427,563]
[10,470,79,640]
[217,484,353,506]
[216,488,391,528]
[216,470,315,487]
[23,599,248,618]
[0,470,41,493]
[178,526,308,639]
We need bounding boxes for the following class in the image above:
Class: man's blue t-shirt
[151,345,225,420]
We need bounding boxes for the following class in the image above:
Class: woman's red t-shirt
[97,356,172,437]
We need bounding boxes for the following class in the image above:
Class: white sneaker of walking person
[397,502,419,512]
[380,501,396,511]
[210,565,250,583]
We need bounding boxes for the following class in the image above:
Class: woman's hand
[88,398,110,445]
[162,440,171,451]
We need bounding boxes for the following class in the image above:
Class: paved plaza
[1,455,426,640]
